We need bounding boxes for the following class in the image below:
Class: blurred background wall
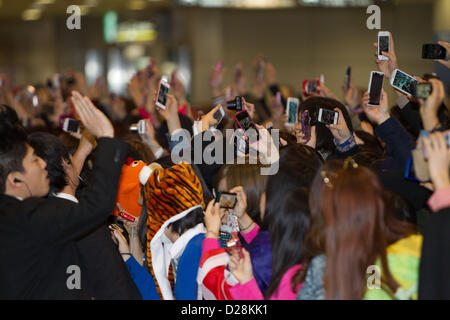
[0,0,448,108]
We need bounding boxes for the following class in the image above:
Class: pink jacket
[229,265,303,300]
[200,224,302,300]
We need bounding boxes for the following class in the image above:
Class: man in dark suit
[0,93,141,299]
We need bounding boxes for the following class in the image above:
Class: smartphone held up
[285,97,299,127]
[302,80,320,96]
[378,31,390,61]
[368,71,384,106]
[155,78,170,110]
[318,108,339,125]
[62,117,81,134]
[235,109,260,141]
[390,69,418,97]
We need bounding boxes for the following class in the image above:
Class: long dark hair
[294,160,416,299]
[264,187,310,299]
[261,143,322,231]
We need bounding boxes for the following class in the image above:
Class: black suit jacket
[419,207,450,299]
[0,138,140,299]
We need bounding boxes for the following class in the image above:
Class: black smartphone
[414,83,433,99]
[345,66,351,91]
[368,71,384,106]
[215,192,237,209]
[422,44,447,60]
[235,110,259,141]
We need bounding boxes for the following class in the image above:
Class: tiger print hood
[140,162,206,299]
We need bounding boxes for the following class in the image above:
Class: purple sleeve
[240,224,260,244]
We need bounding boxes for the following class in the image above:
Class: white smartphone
[285,97,300,127]
[155,78,170,110]
[318,108,339,125]
[138,119,146,134]
[368,71,384,106]
[378,31,390,61]
[62,118,81,134]
[390,69,418,97]
[212,105,225,127]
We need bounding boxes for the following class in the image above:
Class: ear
[6,172,23,188]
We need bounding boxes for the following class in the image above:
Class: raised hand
[373,32,398,80]
[435,41,450,69]
[200,104,222,132]
[419,78,445,131]
[204,200,222,235]
[361,89,390,125]
[326,108,351,144]
[318,81,338,101]
[228,248,253,284]
[423,131,450,190]
[70,91,114,138]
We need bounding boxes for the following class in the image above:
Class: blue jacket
[125,233,205,300]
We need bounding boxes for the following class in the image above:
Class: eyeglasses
[321,157,358,189]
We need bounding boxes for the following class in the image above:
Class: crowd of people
[0,32,450,300]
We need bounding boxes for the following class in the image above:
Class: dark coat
[419,207,450,299]
[0,138,140,299]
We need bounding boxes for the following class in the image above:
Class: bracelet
[205,231,220,239]
[239,221,254,231]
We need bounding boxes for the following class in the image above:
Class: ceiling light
[35,0,55,4]
[128,0,148,10]
[22,9,41,21]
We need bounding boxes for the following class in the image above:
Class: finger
[381,51,395,60]
[434,132,446,151]
[423,136,433,155]
[214,202,221,216]
[71,93,89,125]
[205,199,215,216]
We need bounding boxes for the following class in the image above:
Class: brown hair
[125,139,156,163]
[293,159,416,299]
[214,161,268,223]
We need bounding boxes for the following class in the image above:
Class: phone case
[235,110,256,133]
[302,80,320,96]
